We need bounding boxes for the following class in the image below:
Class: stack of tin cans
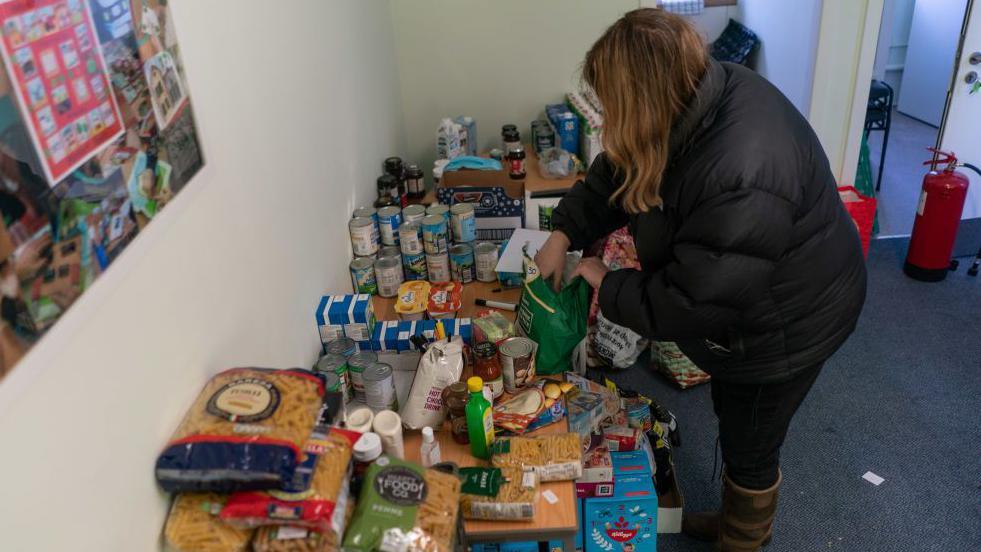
[348,201,500,296]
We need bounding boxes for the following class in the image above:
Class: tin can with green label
[350,257,377,295]
[316,352,351,403]
[348,351,378,402]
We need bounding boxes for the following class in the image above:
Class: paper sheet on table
[496,228,551,273]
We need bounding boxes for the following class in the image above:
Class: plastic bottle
[420,426,442,467]
[351,432,383,496]
[465,376,495,459]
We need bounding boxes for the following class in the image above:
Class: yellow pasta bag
[163,493,253,552]
[343,456,461,552]
[219,428,359,545]
[250,526,331,552]
[156,368,327,493]
[491,433,583,482]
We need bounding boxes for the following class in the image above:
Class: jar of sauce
[473,341,503,399]
[507,146,526,180]
[442,381,470,444]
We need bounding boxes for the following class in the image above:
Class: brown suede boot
[682,510,720,542]
[718,472,781,551]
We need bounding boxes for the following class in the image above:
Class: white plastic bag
[587,312,648,370]
[400,337,464,430]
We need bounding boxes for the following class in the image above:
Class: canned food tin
[426,252,450,283]
[363,362,398,411]
[348,351,378,402]
[426,203,450,225]
[377,206,402,246]
[499,337,536,394]
[316,353,351,403]
[449,203,477,243]
[474,241,499,283]
[325,337,357,357]
[375,255,404,298]
[402,251,429,281]
[538,205,555,231]
[379,245,402,262]
[350,257,377,295]
[449,243,475,284]
[422,214,449,255]
[349,217,378,257]
[402,204,426,224]
[352,206,379,244]
[399,222,424,255]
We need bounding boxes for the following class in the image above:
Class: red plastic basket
[838,186,876,258]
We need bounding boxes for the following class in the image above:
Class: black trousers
[711,363,824,490]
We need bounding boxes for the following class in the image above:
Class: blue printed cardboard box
[583,475,657,552]
[359,318,472,352]
[437,169,525,243]
[316,294,376,347]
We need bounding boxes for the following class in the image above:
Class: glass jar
[472,341,503,399]
[442,381,470,444]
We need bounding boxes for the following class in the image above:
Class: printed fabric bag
[517,252,589,375]
[585,226,648,369]
[651,341,711,389]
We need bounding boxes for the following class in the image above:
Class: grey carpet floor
[865,110,938,237]
[600,237,981,552]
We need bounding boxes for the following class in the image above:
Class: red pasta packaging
[219,428,360,546]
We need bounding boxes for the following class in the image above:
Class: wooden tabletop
[403,417,579,541]
[372,281,521,322]
[416,146,580,205]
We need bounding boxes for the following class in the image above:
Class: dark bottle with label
[507,145,526,180]
[374,174,398,209]
[503,129,521,153]
[405,164,425,200]
[384,157,406,207]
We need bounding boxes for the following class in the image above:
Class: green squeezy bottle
[465,376,495,459]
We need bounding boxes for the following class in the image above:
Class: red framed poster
[0,0,125,186]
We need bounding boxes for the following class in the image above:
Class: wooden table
[372,281,521,321]
[372,285,578,548]
[416,146,580,205]
[403,420,579,549]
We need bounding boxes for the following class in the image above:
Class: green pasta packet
[342,456,428,551]
[459,467,503,497]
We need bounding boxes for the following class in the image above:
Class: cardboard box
[611,450,652,478]
[437,168,525,243]
[359,319,472,353]
[316,294,376,344]
[583,475,657,552]
[656,459,684,534]
[577,498,585,552]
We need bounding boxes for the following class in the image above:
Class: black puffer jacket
[552,60,867,384]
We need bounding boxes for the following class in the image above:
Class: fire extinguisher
[904,149,981,281]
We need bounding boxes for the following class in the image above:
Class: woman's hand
[534,230,572,290]
[572,257,610,289]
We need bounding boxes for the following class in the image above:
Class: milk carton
[436,118,463,160]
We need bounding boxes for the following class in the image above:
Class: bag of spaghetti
[343,456,461,552]
[163,493,253,552]
[155,367,327,493]
[219,427,359,544]
[491,433,583,482]
[459,467,538,521]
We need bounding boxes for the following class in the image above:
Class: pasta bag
[155,367,327,493]
[163,493,253,552]
[343,456,461,552]
[219,427,360,542]
[460,467,538,521]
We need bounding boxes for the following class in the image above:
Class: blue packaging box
[359,318,473,352]
[577,498,585,552]
[472,541,565,552]
[611,450,653,478]
[316,294,376,344]
[546,103,580,156]
[583,475,657,552]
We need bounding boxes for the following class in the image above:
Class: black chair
[710,19,760,66]
[864,80,894,191]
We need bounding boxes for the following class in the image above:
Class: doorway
[863,0,967,237]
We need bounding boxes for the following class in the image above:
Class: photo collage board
[0,0,204,379]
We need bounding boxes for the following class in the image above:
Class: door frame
[935,0,977,156]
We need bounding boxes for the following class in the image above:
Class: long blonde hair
[583,9,708,214]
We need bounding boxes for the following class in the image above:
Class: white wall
[0,1,403,550]
[390,0,637,176]
[873,0,916,98]
[677,0,822,116]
